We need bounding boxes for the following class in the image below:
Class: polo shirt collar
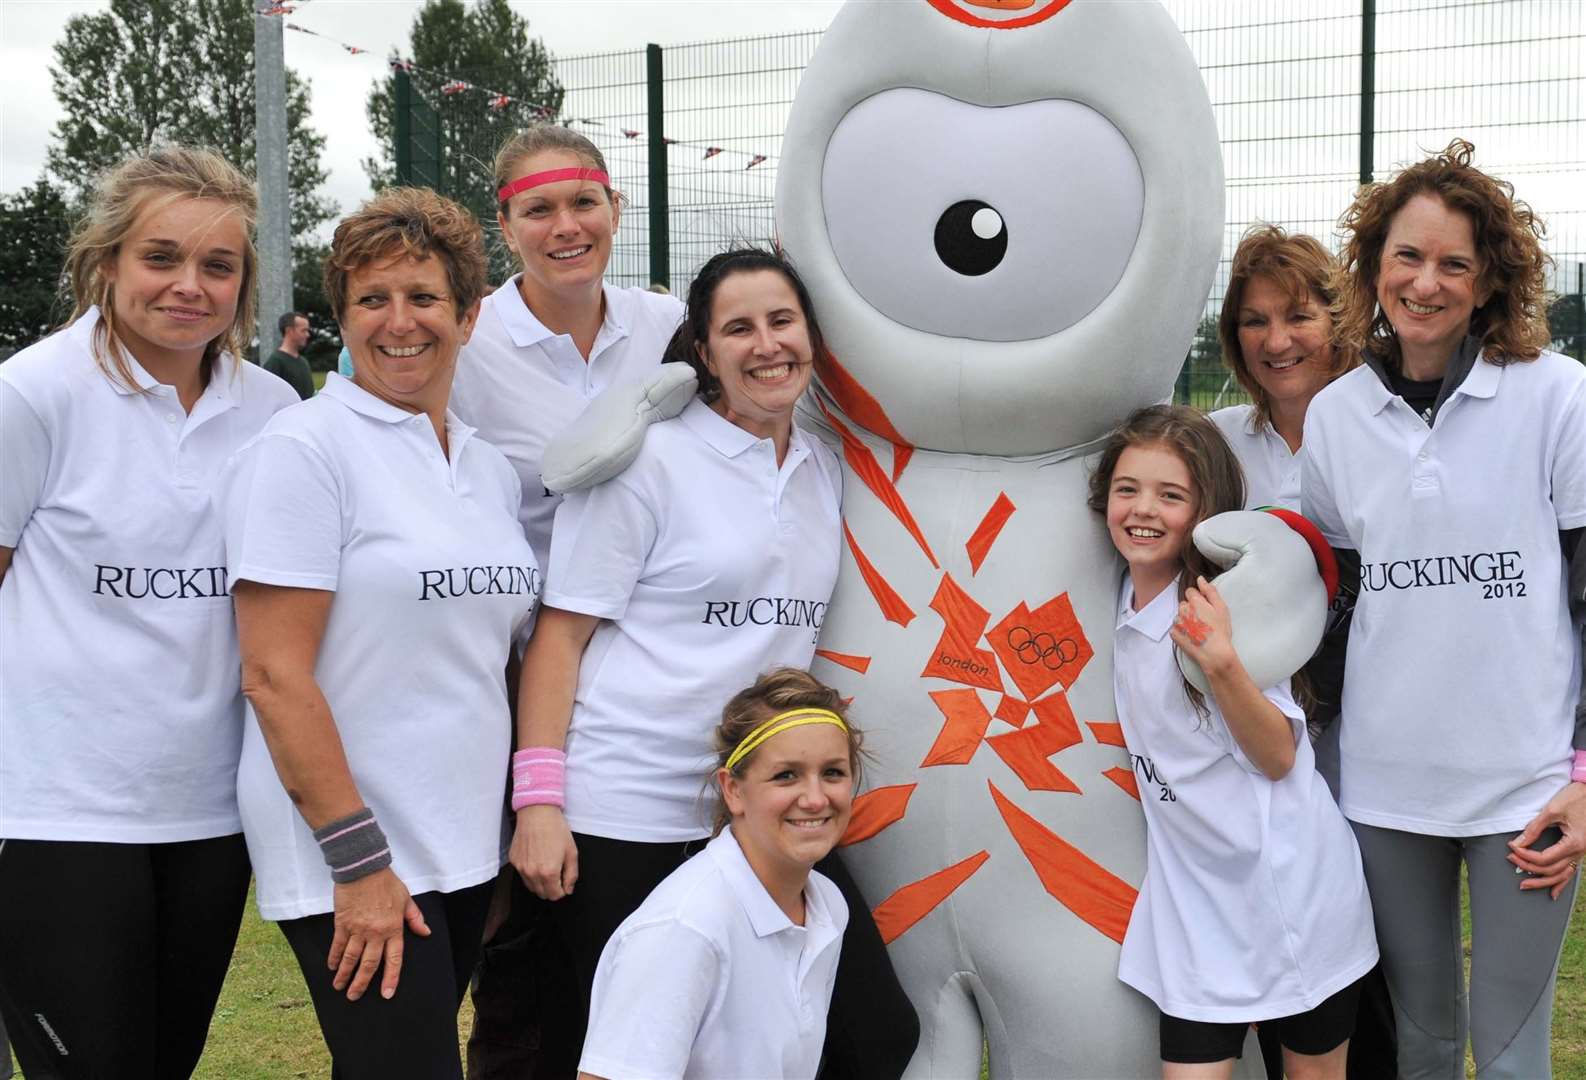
[678,397,819,466]
[709,827,834,939]
[80,307,243,420]
[1358,335,1490,416]
[1117,576,1177,642]
[490,276,632,349]
[319,372,478,445]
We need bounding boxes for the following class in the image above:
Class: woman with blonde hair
[1302,138,1586,1077]
[0,146,297,1077]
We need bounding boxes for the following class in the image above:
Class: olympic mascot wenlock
[544,1,1325,1075]
[776,2,1257,1076]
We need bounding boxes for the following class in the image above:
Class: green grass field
[11,878,1582,1078]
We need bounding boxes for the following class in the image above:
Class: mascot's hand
[1176,509,1332,694]
[540,363,698,493]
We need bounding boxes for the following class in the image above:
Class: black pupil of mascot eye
[933,199,1008,277]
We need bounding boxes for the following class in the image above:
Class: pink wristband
[511,747,567,811]
[1572,749,1586,785]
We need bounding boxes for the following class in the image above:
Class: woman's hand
[510,804,580,900]
[1170,577,1238,678]
[1508,781,1586,900]
[328,868,431,1000]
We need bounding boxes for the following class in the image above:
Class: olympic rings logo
[1006,626,1080,670]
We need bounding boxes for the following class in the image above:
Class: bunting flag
[273,12,780,169]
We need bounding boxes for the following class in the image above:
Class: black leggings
[278,879,494,1080]
[534,833,918,1079]
[0,834,251,1080]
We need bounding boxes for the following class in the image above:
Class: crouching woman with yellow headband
[577,669,861,1080]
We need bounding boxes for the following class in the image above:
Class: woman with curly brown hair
[1301,139,1586,1077]
[225,187,540,1077]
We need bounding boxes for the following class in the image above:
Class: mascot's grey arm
[1175,510,1330,695]
[540,363,698,493]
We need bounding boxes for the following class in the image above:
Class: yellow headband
[724,708,848,772]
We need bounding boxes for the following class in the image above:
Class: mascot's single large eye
[821,88,1144,342]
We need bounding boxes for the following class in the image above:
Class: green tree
[1550,291,1584,365]
[364,0,563,244]
[0,178,76,352]
[46,0,335,311]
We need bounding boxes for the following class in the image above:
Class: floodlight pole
[1360,0,1376,187]
[255,3,294,358]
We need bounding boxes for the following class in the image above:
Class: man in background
[263,311,315,400]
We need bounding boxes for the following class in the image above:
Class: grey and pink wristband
[313,807,392,884]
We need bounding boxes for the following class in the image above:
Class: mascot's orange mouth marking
[841,783,917,846]
[990,781,1138,943]
[872,849,992,945]
[966,492,1017,575]
[926,0,1074,30]
[921,688,995,767]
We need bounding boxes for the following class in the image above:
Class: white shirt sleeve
[1298,438,1350,549]
[223,433,344,591]
[0,380,50,547]
[579,920,722,1080]
[1212,679,1306,777]
[543,477,658,619]
[1552,377,1586,529]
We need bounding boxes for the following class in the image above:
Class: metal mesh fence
[407,3,1584,409]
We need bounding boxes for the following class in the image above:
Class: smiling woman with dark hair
[223,187,540,1079]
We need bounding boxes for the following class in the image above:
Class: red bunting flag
[441,80,470,95]
[488,94,512,110]
[390,58,413,73]
[702,147,723,160]
[258,3,295,15]
[662,137,678,145]
[344,45,363,55]
[745,154,767,170]
[622,129,641,139]
[533,104,555,119]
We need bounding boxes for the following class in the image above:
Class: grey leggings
[1352,822,1579,1079]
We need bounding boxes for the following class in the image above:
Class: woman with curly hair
[225,188,540,1077]
[1301,138,1586,1077]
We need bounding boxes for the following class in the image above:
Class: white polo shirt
[451,278,683,572]
[580,826,848,1080]
[0,309,297,842]
[1302,351,1586,835]
[545,398,842,842]
[1114,577,1378,1023]
[222,375,540,920]
[1209,404,1300,511]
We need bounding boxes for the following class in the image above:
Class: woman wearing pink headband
[450,126,687,1077]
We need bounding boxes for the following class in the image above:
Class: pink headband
[497,167,612,203]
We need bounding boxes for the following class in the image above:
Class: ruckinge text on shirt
[1358,550,1524,594]
[419,565,542,602]
[701,597,828,636]
[93,564,229,599]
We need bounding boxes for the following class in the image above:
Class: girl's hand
[1170,576,1239,678]
[328,868,430,1001]
[1508,781,1586,900]
[510,804,580,901]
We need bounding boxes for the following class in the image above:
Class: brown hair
[1087,405,1246,717]
[323,187,488,323]
[1218,224,1352,429]
[711,668,865,833]
[1333,138,1550,366]
[61,146,258,390]
[492,124,622,218]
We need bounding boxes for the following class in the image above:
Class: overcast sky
[0,0,845,209]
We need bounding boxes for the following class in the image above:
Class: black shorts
[1159,974,1366,1065]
